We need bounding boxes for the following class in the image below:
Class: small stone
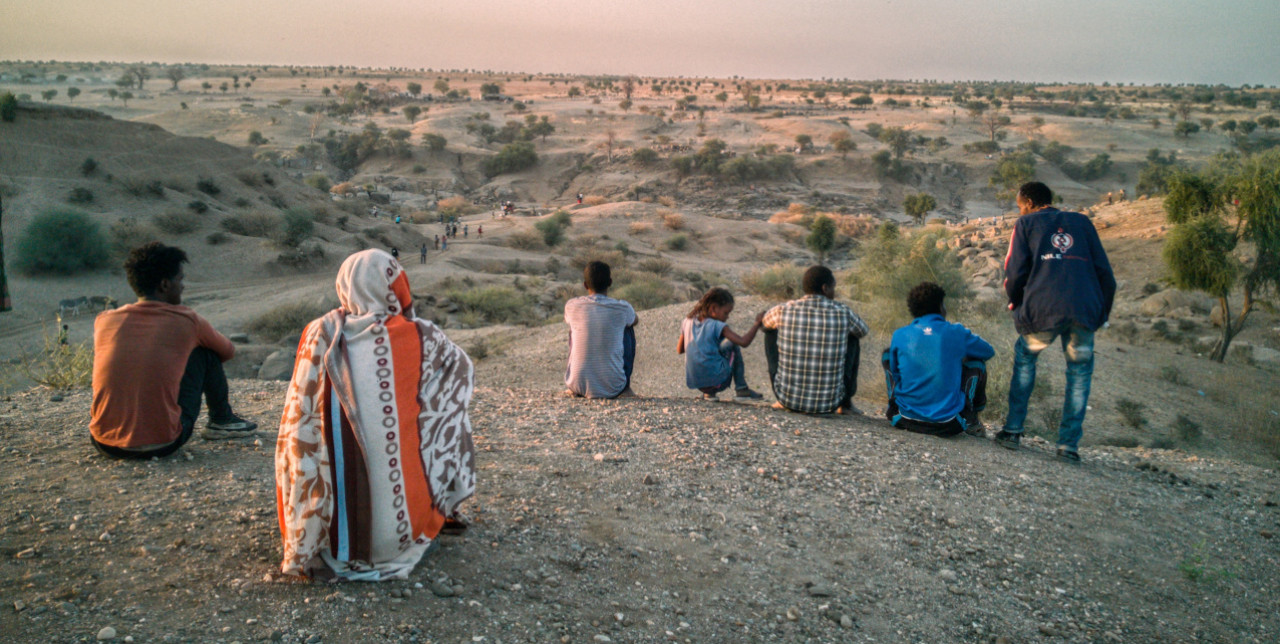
[593,636,612,643]
[593,453,604,461]
[430,581,455,598]
[1039,624,1058,636]
[839,614,854,628]
[642,474,656,485]
[15,547,36,559]
[938,568,958,583]
[947,585,965,595]
[14,600,26,611]
[786,607,799,621]
[305,635,323,644]
[263,573,275,582]
[97,626,117,641]
[269,631,284,642]
[124,637,133,643]
[49,394,65,402]
[229,333,251,343]
[245,618,258,625]
[401,589,412,598]
[1261,530,1274,539]
[806,583,835,597]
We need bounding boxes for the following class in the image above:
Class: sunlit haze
[3,0,1279,84]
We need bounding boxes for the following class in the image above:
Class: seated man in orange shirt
[90,243,257,458]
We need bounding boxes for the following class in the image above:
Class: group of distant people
[84,181,1112,582]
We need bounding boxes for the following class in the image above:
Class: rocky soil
[2,366,1278,644]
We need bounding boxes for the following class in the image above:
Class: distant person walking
[996,182,1116,463]
[441,237,447,252]
[463,224,469,238]
[434,235,440,251]
[420,243,428,264]
[577,193,584,205]
[477,225,483,237]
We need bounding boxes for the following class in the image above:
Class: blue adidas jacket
[887,314,994,423]
[1004,208,1116,335]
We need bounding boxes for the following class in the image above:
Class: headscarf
[275,249,475,577]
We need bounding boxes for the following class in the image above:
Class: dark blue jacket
[1004,208,1116,335]
[887,314,995,423]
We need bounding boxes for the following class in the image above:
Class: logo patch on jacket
[1050,229,1074,253]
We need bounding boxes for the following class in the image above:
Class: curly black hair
[907,282,946,318]
[124,242,188,297]
[583,261,612,293]
[1017,181,1053,208]
[802,265,835,295]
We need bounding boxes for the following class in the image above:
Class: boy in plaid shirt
[762,266,869,414]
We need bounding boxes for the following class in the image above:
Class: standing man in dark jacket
[995,182,1116,462]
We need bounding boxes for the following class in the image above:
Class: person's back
[1005,206,1115,336]
[564,262,637,399]
[762,266,868,414]
[886,314,992,427]
[92,302,233,447]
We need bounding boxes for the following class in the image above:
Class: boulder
[258,347,298,381]
[1139,290,1211,317]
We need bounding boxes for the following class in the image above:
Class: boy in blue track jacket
[995,182,1116,463]
[883,282,994,437]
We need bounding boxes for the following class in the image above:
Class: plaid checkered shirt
[762,295,869,414]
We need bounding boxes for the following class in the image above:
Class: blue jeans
[1004,326,1095,451]
[699,339,747,395]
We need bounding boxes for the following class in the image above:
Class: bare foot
[835,405,863,416]
[771,401,787,411]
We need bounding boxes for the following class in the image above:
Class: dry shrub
[221,210,280,238]
[613,270,676,311]
[743,263,804,300]
[636,256,673,275]
[152,211,201,235]
[570,248,627,272]
[330,181,357,196]
[20,331,93,389]
[109,217,161,258]
[505,229,545,250]
[247,298,336,342]
[662,212,685,230]
[768,209,877,238]
[657,195,676,207]
[639,196,654,204]
[408,210,435,224]
[438,196,478,218]
[629,221,653,235]
[583,195,608,206]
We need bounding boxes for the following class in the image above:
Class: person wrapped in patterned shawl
[275,249,475,581]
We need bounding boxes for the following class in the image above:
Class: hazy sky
[4,0,1278,85]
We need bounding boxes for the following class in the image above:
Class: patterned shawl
[275,249,475,578]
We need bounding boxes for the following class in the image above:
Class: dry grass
[662,212,685,230]
[657,196,676,207]
[20,331,93,390]
[246,298,336,342]
[769,209,878,238]
[583,195,608,206]
[628,221,653,235]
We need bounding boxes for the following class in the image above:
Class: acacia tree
[67,87,81,102]
[903,193,938,224]
[829,130,856,159]
[433,79,449,94]
[407,82,422,96]
[982,113,1012,142]
[403,105,422,122]
[1162,151,1280,361]
[166,66,185,90]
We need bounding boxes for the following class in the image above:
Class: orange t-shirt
[90,301,235,448]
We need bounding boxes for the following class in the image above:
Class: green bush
[188,200,209,214]
[80,158,98,176]
[848,225,971,329]
[665,233,689,251]
[632,147,659,165]
[612,271,676,311]
[275,208,315,248]
[15,208,111,275]
[535,210,572,246]
[121,176,166,198]
[206,231,229,245]
[743,263,804,300]
[196,177,221,196]
[152,211,200,234]
[1116,398,1147,428]
[67,187,94,204]
[247,298,337,341]
[0,92,17,122]
[482,141,537,177]
[445,286,533,324]
[304,173,331,192]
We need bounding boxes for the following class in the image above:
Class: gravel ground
[2,298,1279,643]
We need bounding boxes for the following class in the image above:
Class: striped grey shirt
[564,295,637,398]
